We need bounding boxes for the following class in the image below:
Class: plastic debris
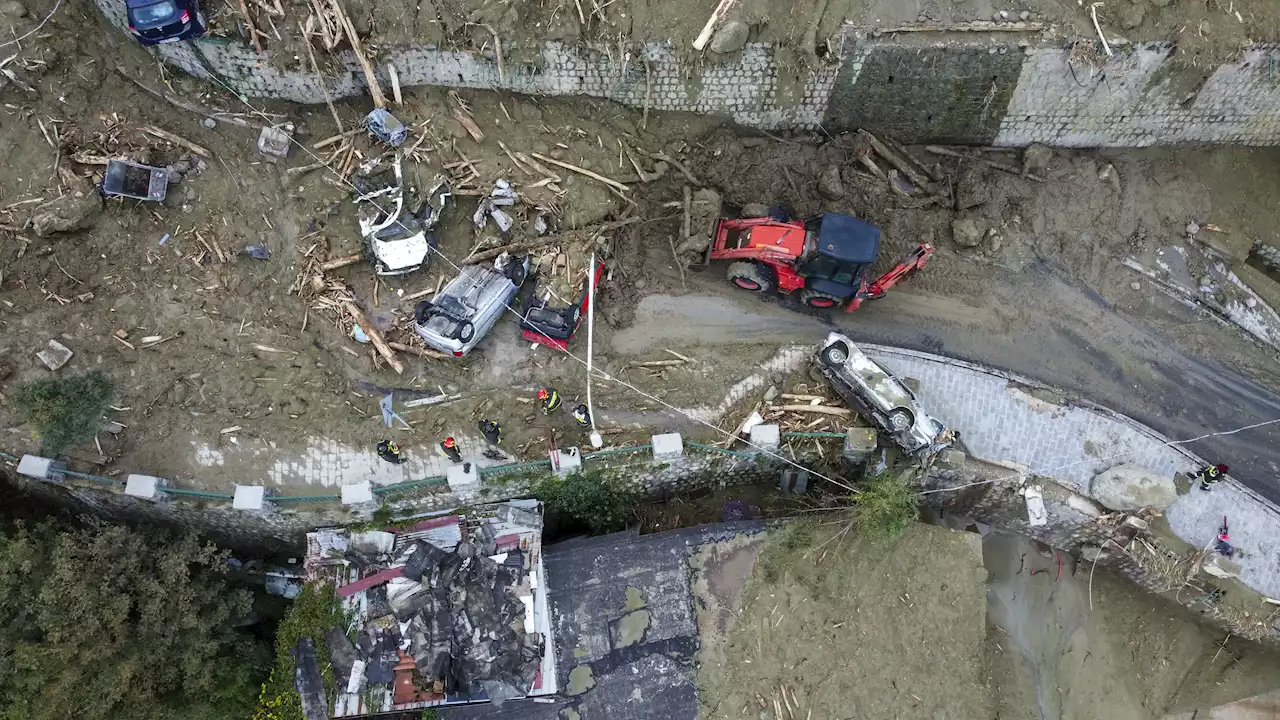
[243,244,271,260]
[472,179,519,232]
[158,233,171,246]
[379,393,411,429]
[351,324,371,343]
[364,109,408,147]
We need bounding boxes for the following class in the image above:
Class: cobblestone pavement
[863,344,1280,601]
[190,432,514,488]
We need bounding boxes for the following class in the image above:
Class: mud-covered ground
[3,0,1280,493]
[692,521,1280,720]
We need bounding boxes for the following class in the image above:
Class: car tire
[807,362,826,383]
[822,342,850,366]
[801,289,842,309]
[887,408,915,432]
[727,262,772,294]
[458,322,475,343]
[572,306,582,325]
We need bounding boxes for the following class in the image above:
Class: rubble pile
[304,502,551,715]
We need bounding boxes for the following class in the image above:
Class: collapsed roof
[303,501,555,717]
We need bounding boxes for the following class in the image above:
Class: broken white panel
[651,432,684,459]
[520,594,536,634]
[446,462,479,489]
[124,474,165,501]
[1024,485,1048,527]
[553,447,582,477]
[1203,553,1241,580]
[346,659,367,694]
[16,455,53,480]
[349,531,396,556]
[749,423,781,451]
[341,480,374,505]
[233,484,266,510]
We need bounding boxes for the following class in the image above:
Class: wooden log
[141,125,212,157]
[331,0,388,108]
[319,252,363,271]
[692,0,739,51]
[236,0,264,52]
[387,62,403,105]
[924,145,1046,182]
[387,341,450,360]
[302,22,344,133]
[530,152,630,192]
[313,128,359,149]
[344,301,404,374]
[858,130,931,192]
[775,404,851,417]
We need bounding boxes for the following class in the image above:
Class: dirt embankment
[693,522,1280,720]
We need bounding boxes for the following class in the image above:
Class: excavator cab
[794,214,881,307]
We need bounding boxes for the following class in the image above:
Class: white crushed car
[355,154,451,276]
[413,253,530,357]
[816,332,951,456]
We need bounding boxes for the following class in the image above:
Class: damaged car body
[413,252,530,357]
[355,154,451,276]
[817,332,951,456]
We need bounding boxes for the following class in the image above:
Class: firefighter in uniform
[377,439,405,464]
[479,419,502,446]
[1197,463,1229,491]
[440,436,462,463]
[537,387,562,414]
[571,404,591,428]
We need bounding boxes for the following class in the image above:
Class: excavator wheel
[727,262,773,294]
[801,289,842,308]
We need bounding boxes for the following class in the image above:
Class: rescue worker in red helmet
[440,436,462,463]
[377,439,405,465]
[537,387,562,414]
[1198,463,1229,491]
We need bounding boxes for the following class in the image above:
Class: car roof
[817,213,881,263]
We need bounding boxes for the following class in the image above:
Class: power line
[188,73,861,493]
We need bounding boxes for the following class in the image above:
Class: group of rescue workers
[375,386,593,466]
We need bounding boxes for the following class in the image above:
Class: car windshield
[135,0,177,22]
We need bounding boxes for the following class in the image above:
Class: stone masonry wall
[97,0,1280,146]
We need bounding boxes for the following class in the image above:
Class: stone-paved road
[615,263,1280,503]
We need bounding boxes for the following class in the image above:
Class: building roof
[302,501,555,717]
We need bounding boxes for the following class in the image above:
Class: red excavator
[705,210,933,311]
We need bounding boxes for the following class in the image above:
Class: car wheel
[727,261,773,294]
[888,408,915,432]
[572,306,582,325]
[822,342,850,366]
[458,322,475,343]
[807,362,826,383]
[801,289,842,309]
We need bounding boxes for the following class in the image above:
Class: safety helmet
[537,389,548,399]
[444,437,456,447]
[1216,464,1229,473]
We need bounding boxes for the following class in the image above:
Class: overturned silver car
[413,253,530,358]
[816,332,951,456]
[355,154,451,276]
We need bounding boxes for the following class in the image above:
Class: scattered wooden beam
[313,128,359,149]
[302,21,344,133]
[387,341,451,360]
[924,145,1045,182]
[331,0,388,108]
[858,130,932,193]
[319,253,363,271]
[692,0,739,51]
[387,62,403,105]
[141,125,212,157]
[530,152,629,192]
[775,404,851,417]
[345,301,404,374]
[236,0,263,52]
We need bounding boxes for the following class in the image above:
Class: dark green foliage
[254,583,347,720]
[0,519,266,720]
[12,370,114,454]
[853,470,920,540]
[532,470,638,535]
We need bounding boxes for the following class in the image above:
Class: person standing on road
[377,439,406,465]
[571,404,591,429]
[1197,463,1229,491]
[479,419,502,446]
[537,387,562,414]
[440,436,462,463]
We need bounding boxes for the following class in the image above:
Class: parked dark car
[127,0,205,45]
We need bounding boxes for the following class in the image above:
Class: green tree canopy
[0,519,266,720]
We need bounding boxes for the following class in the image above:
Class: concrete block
[36,339,73,371]
[554,448,582,477]
[651,432,684,459]
[1203,553,1242,580]
[257,123,294,158]
[1089,463,1177,511]
[446,462,479,489]
[124,474,165,501]
[749,424,780,451]
[1024,485,1047,526]
[341,480,374,505]
[843,427,878,463]
[17,455,53,479]
[937,449,968,468]
[779,469,809,494]
[233,484,266,510]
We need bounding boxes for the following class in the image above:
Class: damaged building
[303,500,555,717]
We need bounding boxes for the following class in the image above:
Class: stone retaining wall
[98,0,1280,146]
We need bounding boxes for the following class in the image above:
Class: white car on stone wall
[816,332,951,456]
